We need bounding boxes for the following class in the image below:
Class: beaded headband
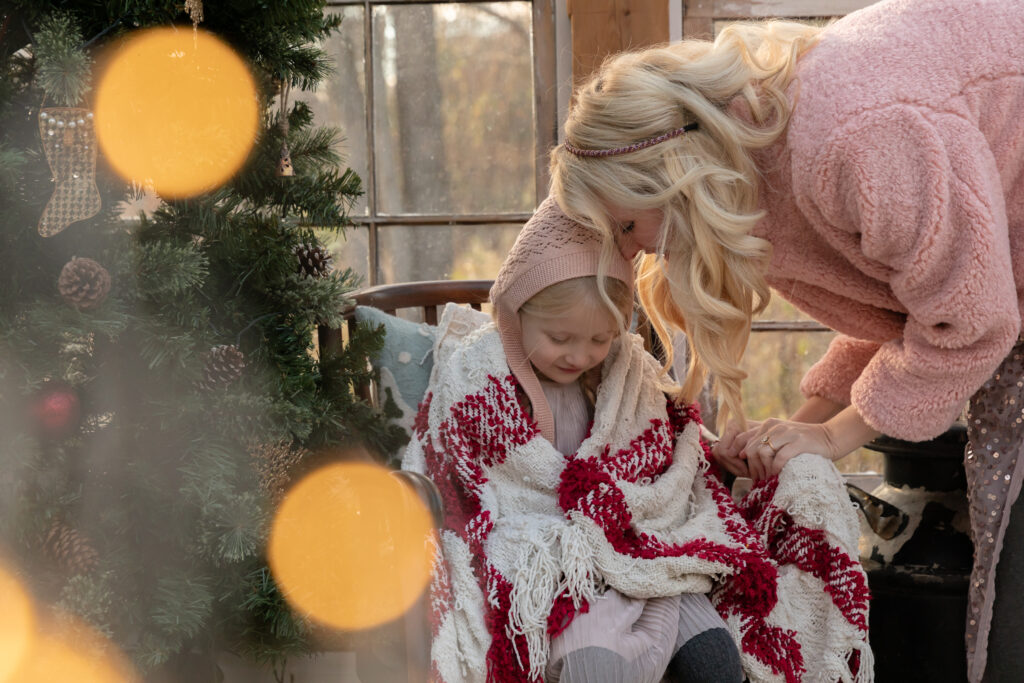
[563,122,699,158]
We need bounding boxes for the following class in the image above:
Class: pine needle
[32,12,92,107]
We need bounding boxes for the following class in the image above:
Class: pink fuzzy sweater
[754,0,1024,441]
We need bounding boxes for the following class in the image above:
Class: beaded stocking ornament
[38,107,102,237]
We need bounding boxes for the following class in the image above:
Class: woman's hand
[738,419,840,481]
[738,406,881,482]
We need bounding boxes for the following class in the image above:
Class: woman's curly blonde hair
[550,20,822,430]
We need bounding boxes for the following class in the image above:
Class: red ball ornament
[29,385,82,439]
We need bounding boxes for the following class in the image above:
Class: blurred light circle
[94,27,258,198]
[8,614,135,683]
[0,566,35,683]
[269,462,434,631]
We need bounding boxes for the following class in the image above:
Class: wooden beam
[711,0,877,17]
[533,0,557,201]
[567,0,669,87]
[683,0,879,37]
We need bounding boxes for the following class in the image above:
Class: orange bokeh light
[0,565,35,683]
[6,613,135,683]
[94,27,258,198]
[268,462,434,631]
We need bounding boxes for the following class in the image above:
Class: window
[305,1,555,286]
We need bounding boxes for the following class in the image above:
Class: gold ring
[761,434,778,452]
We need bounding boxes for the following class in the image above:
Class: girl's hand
[710,419,758,478]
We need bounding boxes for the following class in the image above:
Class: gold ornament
[185,0,204,27]
[277,141,294,177]
[275,80,294,177]
[250,440,309,503]
[38,108,102,237]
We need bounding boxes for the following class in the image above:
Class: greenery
[0,1,406,678]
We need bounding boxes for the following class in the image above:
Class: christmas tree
[0,1,405,678]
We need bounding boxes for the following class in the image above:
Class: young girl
[402,197,871,683]
[547,2,1024,678]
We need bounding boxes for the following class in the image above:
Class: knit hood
[489,196,634,443]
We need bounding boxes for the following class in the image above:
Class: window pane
[742,330,834,419]
[321,225,370,287]
[758,289,826,322]
[302,6,369,215]
[372,3,536,215]
[377,224,521,283]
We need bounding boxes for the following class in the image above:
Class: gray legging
[555,593,743,683]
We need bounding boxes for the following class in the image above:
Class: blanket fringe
[558,524,598,609]
[506,526,563,680]
[854,640,875,683]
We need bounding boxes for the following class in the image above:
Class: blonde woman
[549,1,1024,681]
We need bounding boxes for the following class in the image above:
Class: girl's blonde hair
[518,275,633,330]
[549,20,822,429]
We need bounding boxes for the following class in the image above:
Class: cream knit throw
[403,305,873,683]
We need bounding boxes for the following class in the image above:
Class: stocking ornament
[276,81,294,177]
[38,108,101,237]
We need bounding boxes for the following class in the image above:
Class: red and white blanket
[402,305,873,683]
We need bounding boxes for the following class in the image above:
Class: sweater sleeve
[799,335,881,407]
[803,105,1020,441]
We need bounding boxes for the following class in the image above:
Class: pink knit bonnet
[490,196,635,443]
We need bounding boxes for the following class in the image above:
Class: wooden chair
[319,279,492,404]
[342,279,492,325]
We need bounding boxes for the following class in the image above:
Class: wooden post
[567,0,669,88]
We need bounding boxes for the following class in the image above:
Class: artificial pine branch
[0,142,26,195]
[134,241,210,300]
[233,567,311,666]
[3,0,398,674]
[196,492,265,565]
[287,123,345,172]
[151,572,215,642]
[32,11,91,106]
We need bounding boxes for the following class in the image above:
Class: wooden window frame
[681,0,877,37]
[326,0,557,285]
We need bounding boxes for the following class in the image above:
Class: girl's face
[520,305,618,384]
[605,204,664,259]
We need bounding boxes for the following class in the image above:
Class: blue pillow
[354,306,436,414]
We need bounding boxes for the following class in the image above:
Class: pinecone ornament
[46,522,99,574]
[294,243,331,278]
[250,440,308,503]
[58,257,111,310]
[196,344,245,391]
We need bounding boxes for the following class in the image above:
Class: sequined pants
[965,340,1024,683]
